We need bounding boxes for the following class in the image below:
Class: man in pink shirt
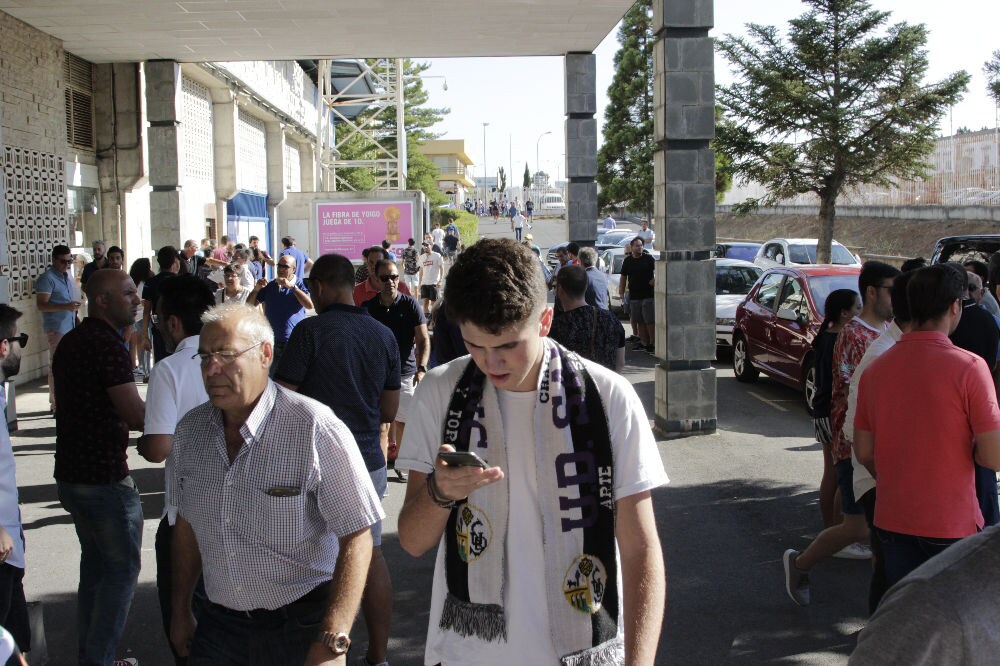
[855,264,1000,588]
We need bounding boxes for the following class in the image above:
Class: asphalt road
[11,216,872,665]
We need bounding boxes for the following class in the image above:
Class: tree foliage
[597,0,654,216]
[523,163,531,189]
[716,0,969,261]
[598,0,734,214]
[985,51,1000,107]
[497,167,507,195]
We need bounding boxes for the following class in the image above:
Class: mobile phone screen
[437,451,488,469]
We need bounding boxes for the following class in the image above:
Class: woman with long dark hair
[812,288,861,529]
[128,257,154,381]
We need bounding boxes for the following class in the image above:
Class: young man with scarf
[397,238,667,666]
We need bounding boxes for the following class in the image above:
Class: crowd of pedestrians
[6,228,666,666]
[775,258,1000,662]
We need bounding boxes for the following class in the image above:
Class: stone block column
[144,60,185,250]
[564,52,598,246]
[651,0,717,435]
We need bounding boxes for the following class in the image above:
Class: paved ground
[11,215,871,665]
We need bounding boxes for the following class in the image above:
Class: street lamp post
[482,122,489,203]
[536,130,552,195]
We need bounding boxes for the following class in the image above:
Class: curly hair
[444,238,546,334]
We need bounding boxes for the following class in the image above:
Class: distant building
[417,139,475,205]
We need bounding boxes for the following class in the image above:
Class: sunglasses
[379,274,400,282]
[3,333,27,348]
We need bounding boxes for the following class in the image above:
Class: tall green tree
[497,167,507,196]
[597,0,654,217]
[985,51,1000,106]
[598,1,733,214]
[523,162,531,189]
[716,0,969,262]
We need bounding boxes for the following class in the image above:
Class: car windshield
[716,266,761,295]
[788,243,856,265]
[808,275,861,314]
[724,246,758,261]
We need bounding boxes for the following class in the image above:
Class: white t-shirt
[637,227,654,247]
[144,334,209,524]
[397,348,668,666]
[431,228,446,247]
[420,251,443,286]
[512,213,525,229]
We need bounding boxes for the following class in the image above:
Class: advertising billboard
[314,200,416,262]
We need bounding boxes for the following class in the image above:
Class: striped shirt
[171,381,383,611]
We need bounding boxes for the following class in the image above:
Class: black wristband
[426,471,458,509]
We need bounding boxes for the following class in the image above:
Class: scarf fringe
[439,593,507,642]
[560,639,625,666]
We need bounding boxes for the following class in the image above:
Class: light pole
[536,131,552,195]
[482,122,489,202]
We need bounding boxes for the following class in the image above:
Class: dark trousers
[188,589,326,666]
[859,489,888,614]
[0,563,29,652]
[876,527,961,590]
[975,463,1000,526]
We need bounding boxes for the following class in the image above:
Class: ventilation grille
[64,53,94,150]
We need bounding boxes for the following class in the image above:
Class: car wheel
[803,356,817,413]
[733,335,759,383]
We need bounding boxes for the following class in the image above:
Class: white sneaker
[833,542,872,560]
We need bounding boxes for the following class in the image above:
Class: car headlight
[716,317,736,327]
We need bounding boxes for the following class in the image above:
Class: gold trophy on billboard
[384,205,401,241]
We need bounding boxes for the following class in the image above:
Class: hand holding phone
[437,451,488,469]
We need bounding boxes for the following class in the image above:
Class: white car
[753,237,861,269]
[600,246,661,315]
[714,258,763,349]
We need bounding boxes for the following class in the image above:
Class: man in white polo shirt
[137,274,215,665]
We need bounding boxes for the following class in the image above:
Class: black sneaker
[626,335,640,343]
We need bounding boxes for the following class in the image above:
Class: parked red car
[732,265,861,409]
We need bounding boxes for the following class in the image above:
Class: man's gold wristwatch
[315,630,350,655]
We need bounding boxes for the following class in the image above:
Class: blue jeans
[189,596,324,665]
[58,477,143,666]
[875,527,961,590]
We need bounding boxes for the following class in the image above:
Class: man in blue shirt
[276,254,401,666]
[0,305,29,654]
[250,254,313,376]
[35,244,80,411]
[279,236,313,282]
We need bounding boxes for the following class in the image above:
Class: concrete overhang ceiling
[0,0,633,63]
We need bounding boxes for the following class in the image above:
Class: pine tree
[716,0,968,262]
[597,0,653,217]
[523,163,531,189]
[985,51,1000,106]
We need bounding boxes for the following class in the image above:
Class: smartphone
[437,451,489,469]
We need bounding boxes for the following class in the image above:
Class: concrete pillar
[564,52,598,246]
[298,142,315,192]
[210,87,238,202]
[266,122,287,207]
[651,0,717,435]
[144,60,185,250]
[93,63,143,249]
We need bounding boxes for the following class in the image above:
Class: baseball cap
[524,233,533,240]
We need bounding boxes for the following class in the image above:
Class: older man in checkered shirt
[168,303,383,665]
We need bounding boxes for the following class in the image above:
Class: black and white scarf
[439,338,622,665]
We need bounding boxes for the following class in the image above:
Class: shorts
[395,374,416,423]
[835,458,864,515]
[812,416,833,446]
[420,285,439,302]
[368,466,388,546]
[403,272,419,291]
[629,297,655,325]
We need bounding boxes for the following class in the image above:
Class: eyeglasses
[3,334,27,348]
[379,274,400,282]
[193,341,264,367]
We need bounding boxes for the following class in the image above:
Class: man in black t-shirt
[142,246,180,363]
[619,237,656,353]
[363,259,430,481]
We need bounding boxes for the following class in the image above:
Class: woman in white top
[215,264,251,305]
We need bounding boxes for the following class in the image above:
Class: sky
[417,0,1000,184]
